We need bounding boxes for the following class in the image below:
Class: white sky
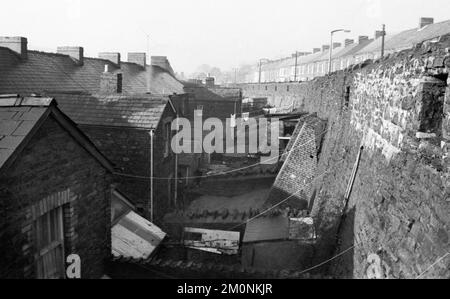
[1,0,449,74]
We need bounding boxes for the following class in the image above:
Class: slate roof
[0,49,184,95]
[255,19,450,73]
[282,114,327,162]
[46,92,172,129]
[184,85,241,102]
[0,95,113,172]
[356,19,450,55]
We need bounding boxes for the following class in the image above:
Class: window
[35,207,65,279]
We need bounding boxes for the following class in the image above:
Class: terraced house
[0,36,190,222]
[243,17,450,83]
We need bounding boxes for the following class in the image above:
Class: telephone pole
[381,24,386,58]
[294,51,298,82]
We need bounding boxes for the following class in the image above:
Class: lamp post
[294,51,299,82]
[328,29,351,74]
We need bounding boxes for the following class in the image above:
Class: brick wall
[266,122,318,210]
[239,36,450,278]
[80,104,177,223]
[0,116,111,278]
[184,86,242,120]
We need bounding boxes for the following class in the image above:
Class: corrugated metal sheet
[183,227,240,255]
[112,211,166,259]
[243,216,289,243]
[243,216,317,243]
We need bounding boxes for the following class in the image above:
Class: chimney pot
[57,46,84,66]
[419,17,434,28]
[0,36,27,60]
[99,52,121,66]
[128,52,146,68]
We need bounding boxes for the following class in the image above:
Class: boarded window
[35,207,65,279]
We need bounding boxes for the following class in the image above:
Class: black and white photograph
[0,0,449,284]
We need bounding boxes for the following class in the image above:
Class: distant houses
[243,18,450,83]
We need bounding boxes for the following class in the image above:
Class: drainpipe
[174,117,178,208]
[336,145,364,243]
[149,129,154,222]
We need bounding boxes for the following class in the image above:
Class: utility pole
[258,60,262,84]
[381,24,386,58]
[146,34,151,93]
[329,29,351,74]
[294,51,298,82]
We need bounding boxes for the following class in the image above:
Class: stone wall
[239,35,450,278]
[0,116,111,278]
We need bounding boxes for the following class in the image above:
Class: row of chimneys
[0,37,171,71]
[304,17,435,54]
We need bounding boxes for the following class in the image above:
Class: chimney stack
[345,39,354,47]
[333,42,342,49]
[0,37,27,60]
[322,45,330,52]
[374,31,385,39]
[57,46,84,66]
[127,52,146,68]
[205,77,215,88]
[358,36,369,44]
[419,17,434,28]
[100,71,122,94]
[99,52,121,66]
[313,48,321,53]
[151,56,175,75]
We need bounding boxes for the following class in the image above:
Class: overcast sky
[1,0,449,74]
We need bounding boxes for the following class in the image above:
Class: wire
[113,128,328,180]
[416,252,450,279]
[227,160,343,231]
[298,245,355,275]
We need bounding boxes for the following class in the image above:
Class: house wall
[184,86,242,120]
[80,104,177,223]
[0,116,111,278]
[238,35,450,278]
